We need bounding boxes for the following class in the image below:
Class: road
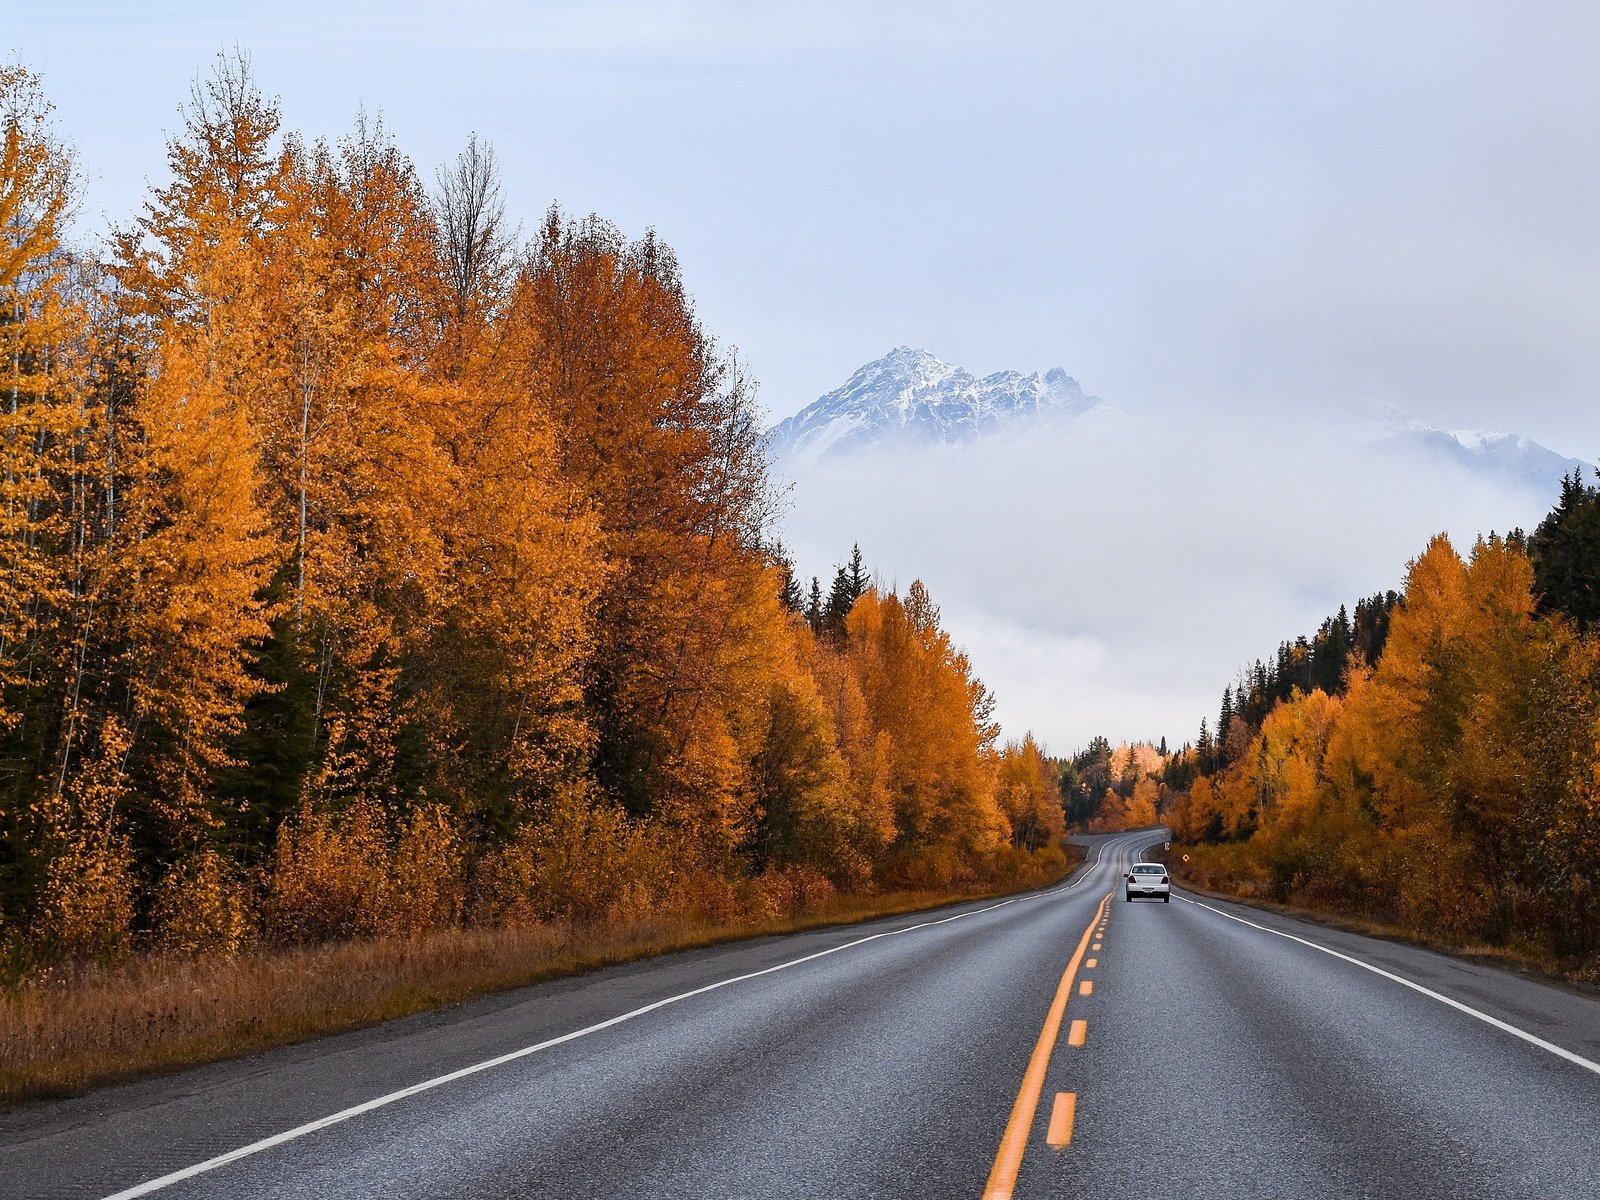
[4,829,1598,1199]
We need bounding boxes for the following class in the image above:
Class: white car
[1125,862,1170,902]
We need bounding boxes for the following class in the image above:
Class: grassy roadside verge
[1165,857,1600,996]
[0,846,1084,1110]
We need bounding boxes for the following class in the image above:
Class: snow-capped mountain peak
[768,347,1100,466]
[1340,396,1592,493]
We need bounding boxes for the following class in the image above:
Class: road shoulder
[1168,884,1600,1068]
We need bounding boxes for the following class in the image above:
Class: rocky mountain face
[767,346,1101,467]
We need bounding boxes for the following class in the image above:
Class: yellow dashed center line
[1079,980,1093,996]
[1085,958,1097,969]
[980,893,1109,1200]
[1046,1093,1077,1148]
[1067,1019,1087,1047]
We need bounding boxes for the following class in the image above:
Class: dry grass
[0,858,1081,1109]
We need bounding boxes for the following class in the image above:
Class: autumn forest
[1160,503,1600,973]
[0,56,1070,985]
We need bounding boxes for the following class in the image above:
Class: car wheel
[1162,895,1170,903]
[1124,892,1132,902]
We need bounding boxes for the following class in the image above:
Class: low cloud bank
[777,405,1564,750]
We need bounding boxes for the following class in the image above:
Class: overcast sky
[10,2,1600,747]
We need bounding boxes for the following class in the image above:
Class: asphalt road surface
[5,829,1599,1199]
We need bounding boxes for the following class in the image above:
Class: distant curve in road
[4,829,1597,1200]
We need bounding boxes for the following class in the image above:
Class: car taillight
[1160,875,1169,884]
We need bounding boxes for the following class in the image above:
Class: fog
[778,403,1566,751]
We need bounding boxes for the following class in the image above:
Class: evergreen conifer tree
[1216,688,1234,762]
[1312,605,1352,693]
[1249,661,1270,722]
[823,566,854,638]
[774,546,806,615]
[1529,469,1600,629]
[845,543,868,602]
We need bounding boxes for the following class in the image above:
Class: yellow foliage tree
[995,734,1066,850]
[0,64,82,735]
[845,583,1007,885]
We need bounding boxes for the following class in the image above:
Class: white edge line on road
[1180,895,1600,1078]
[99,833,1146,1199]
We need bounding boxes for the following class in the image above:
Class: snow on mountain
[1384,428,1588,493]
[770,351,1592,501]
[767,347,1101,468]
[1345,398,1592,496]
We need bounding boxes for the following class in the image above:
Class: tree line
[0,57,1067,970]
[1056,737,1166,833]
[1166,473,1600,964]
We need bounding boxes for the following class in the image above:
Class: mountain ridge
[769,348,1593,499]
[767,346,1101,468]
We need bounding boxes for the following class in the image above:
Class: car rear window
[1133,865,1164,874]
